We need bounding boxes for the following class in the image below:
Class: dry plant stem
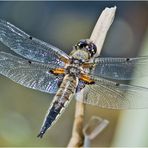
[67,101,85,147]
[90,6,116,57]
[67,6,116,147]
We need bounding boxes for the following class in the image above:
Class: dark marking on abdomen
[37,74,78,138]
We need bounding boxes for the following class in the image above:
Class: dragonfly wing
[76,76,148,109]
[0,52,63,94]
[0,19,69,66]
[92,57,148,80]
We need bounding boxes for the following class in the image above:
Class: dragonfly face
[76,39,97,57]
[1,19,148,138]
[70,39,97,61]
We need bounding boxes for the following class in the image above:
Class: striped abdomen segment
[37,74,78,138]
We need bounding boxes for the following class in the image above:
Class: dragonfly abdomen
[37,74,78,138]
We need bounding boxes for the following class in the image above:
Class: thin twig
[67,101,85,147]
[67,6,116,147]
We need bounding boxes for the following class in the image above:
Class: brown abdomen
[37,74,78,138]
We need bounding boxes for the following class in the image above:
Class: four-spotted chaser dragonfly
[0,19,148,138]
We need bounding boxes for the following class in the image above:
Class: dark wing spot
[89,81,95,85]
[29,36,33,40]
[49,69,55,75]
[84,81,95,85]
[28,60,32,64]
[126,58,130,62]
[115,83,120,86]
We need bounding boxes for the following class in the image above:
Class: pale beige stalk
[90,6,117,57]
[67,6,116,147]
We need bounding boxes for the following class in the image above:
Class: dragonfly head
[76,39,97,58]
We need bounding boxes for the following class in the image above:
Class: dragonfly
[0,19,148,138]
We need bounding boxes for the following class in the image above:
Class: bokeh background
[0,1,148,147]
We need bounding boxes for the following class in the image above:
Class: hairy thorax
[65,49,90,77]
[70,49,90,61]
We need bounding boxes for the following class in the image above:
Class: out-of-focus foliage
[0,1,147,147]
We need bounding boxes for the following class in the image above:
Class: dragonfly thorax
[65,56,87,76]
[70,49,90,61]
[66,65,81,77]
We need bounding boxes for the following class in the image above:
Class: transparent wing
[76,76,148,109]
[0,52,63,94]
[92,57,148,80]
[0,19,69,66]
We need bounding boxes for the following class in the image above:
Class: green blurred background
[0,1,148,147]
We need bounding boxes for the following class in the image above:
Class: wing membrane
[92,57,148,80]
[0,19,69,66]
[76,76,148,109]
[0,52,62,93]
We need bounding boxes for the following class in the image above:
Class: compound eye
[93,44,97,52]
[86,43,97,57]
[90,43,97,54]
[77,40,87,49]
[86,45,91,52]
